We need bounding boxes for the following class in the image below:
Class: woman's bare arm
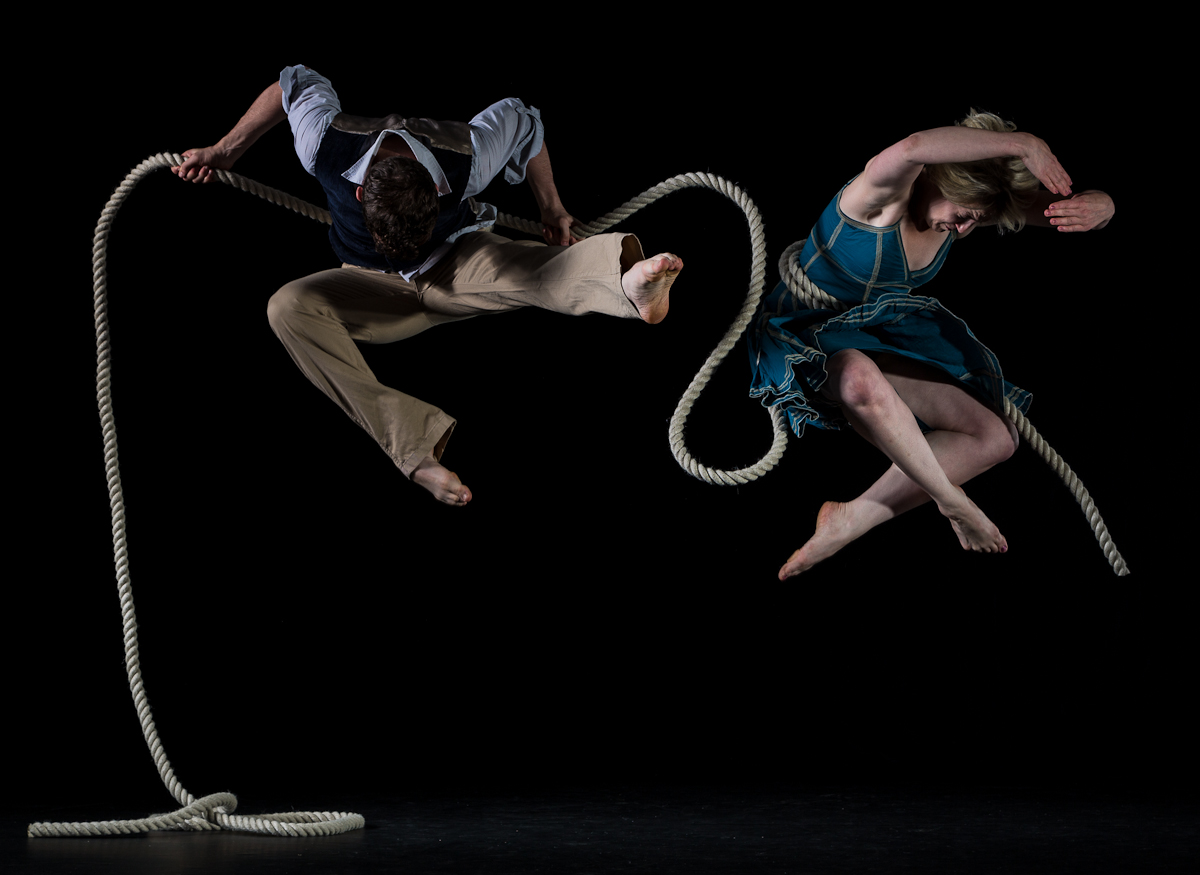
[843,126,1073,224]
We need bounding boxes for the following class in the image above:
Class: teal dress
[748,183,1032,436]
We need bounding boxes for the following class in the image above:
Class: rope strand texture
[774,241,1129,576]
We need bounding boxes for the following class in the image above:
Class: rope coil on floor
[776,239,1129,576]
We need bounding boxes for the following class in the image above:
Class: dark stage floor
[8,781,1196,874]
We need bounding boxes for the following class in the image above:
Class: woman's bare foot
[411,455,472,506]
[621,253,682,324]
[939,488,1006,553]
[779,501,859,579]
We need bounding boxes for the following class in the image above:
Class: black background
[16,21,1186,826]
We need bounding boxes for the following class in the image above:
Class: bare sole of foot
[412,455,472,506]
[942,487,1006,553]
[621,253,682,324]
[779,500,857,580]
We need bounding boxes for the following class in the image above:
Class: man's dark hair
[361,157,440,261]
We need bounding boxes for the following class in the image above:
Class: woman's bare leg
[780,351,1017,579]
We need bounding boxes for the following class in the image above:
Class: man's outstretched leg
[269,234,684,506]
[620,236,683,324]
[412,455,472,506]
[406,232,682,506]
[418,231,680,325]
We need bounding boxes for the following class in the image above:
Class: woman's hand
[1045,190,1114,232]
[1019,133,1073,197]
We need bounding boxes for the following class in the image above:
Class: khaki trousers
[266,231,641,476]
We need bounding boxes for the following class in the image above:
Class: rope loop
[498,172,790,484]
[28,793,365,838]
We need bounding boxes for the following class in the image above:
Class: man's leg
[619,236,681,324]
[267,234,682,505]
[266,266,472,504]
[417,231,681,324]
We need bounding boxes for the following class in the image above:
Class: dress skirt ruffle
[747,283,1032,438]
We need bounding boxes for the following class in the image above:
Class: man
[173,66,682,505]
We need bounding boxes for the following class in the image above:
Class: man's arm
[171,81,287,183]
[467,98,578,245]
[525,143,580,246]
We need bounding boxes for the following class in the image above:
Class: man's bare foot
[940,488,1006,553]
[621,253,682,324]
[412,455,472,506]
[779,501,859,580]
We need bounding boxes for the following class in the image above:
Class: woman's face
[925,194,987,237]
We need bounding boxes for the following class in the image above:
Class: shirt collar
[341,130,451,195]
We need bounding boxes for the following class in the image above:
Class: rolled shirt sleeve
[465,98,544,197]
[279,65,341,175]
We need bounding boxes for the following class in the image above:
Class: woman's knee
[1001,415,1019,459]
[825,350,893,410]
[980,410,1018,466]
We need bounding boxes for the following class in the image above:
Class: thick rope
[225,163,789,485]
[192,164,1129,578]
[29,154,363,838]
[775,240,1129,576]
[36,156,786,839]
[508,172,788,485]
[39,158,1126,839]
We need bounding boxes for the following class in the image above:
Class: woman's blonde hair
[924,109,1040,233]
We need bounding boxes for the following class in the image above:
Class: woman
[748,110,1114,580]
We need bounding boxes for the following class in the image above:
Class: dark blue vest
[313,117,477,273]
